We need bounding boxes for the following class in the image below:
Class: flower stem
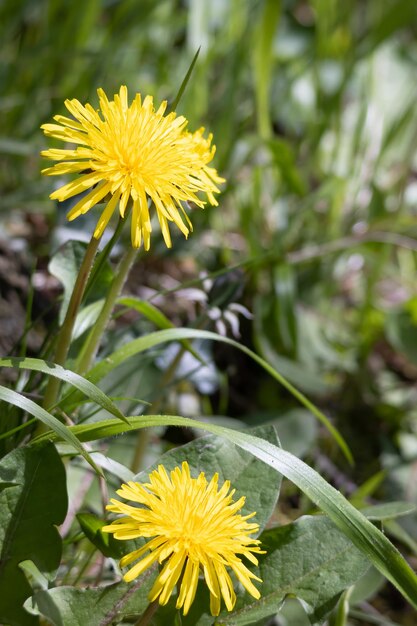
[133,600,159,626]
[42,234,100,411]
[76,246,138,374]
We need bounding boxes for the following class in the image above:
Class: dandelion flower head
[41,86,224,249]
[102,461,264,616]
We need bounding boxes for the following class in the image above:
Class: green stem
[83,214,127,302]
[42,235,100,411]
[133,600,159,626]
[76,246,138,375]
[71,543,97,586]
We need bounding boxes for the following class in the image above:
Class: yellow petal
[66,181,112,220]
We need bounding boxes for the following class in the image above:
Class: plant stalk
[76,246,138,374]
[42,235,100,411]
[133,600,159,626]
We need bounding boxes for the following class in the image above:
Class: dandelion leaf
[0,443,67,626]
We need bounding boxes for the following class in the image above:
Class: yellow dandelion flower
[102,461,264,616]
[41,86,224,250]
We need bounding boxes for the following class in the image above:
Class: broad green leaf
[79,426,280,579]
[0,443,67,626]
[246,409,317,458]
[349,567,385,605]
[77,511,152,563]
[133,425,281,533]
[154,584,213,626]
[32,415,417,609]
[220,515,370,625]
[0,386,102,476]
[77,513,121,559]
[78,427,280,624]
[63,327,352,463]
[0,356,127,422]
[48,241,88,325]
[48,240,113,325]
[26,577,157,626]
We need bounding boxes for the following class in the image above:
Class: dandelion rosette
[102,461,264,616]
[41,86,224,249]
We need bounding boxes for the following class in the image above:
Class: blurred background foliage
[2,0,417,623]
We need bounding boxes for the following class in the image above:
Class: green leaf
[48,241,89,325]
[0,137,33,156]
[0,443,67,626]
[349,567,385,605]
[220,515,370,625]
[171,46,201,111]
[49,241,113,325]
[63,327,352,463]
[33,415,417,609]
[0,356,127,422]
[89,451,134,482]
[253,0,281,139]
[221,427,417,612]
[117,296,175,330]
[386,310,417,366]
[0,385,102,476]
[77,513,119,559]
[359,502,416,521]
[358,0,417,56]
[26,576,157,626]
[72,299,105,340]
[254,327,332,396]
[19,560,50,592]
[273,263,298,354]
[133,425,281,533]
[77,511,151,562]
[385,519,417,557]
[246,409,317,458]
[268,138,306,196]
[117,296,203,363]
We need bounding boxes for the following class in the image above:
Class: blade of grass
[171,46,201,111]
[63,327,352,463]
[253,0,281,139]
[0,356,128,423]
[0,385,102,476]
